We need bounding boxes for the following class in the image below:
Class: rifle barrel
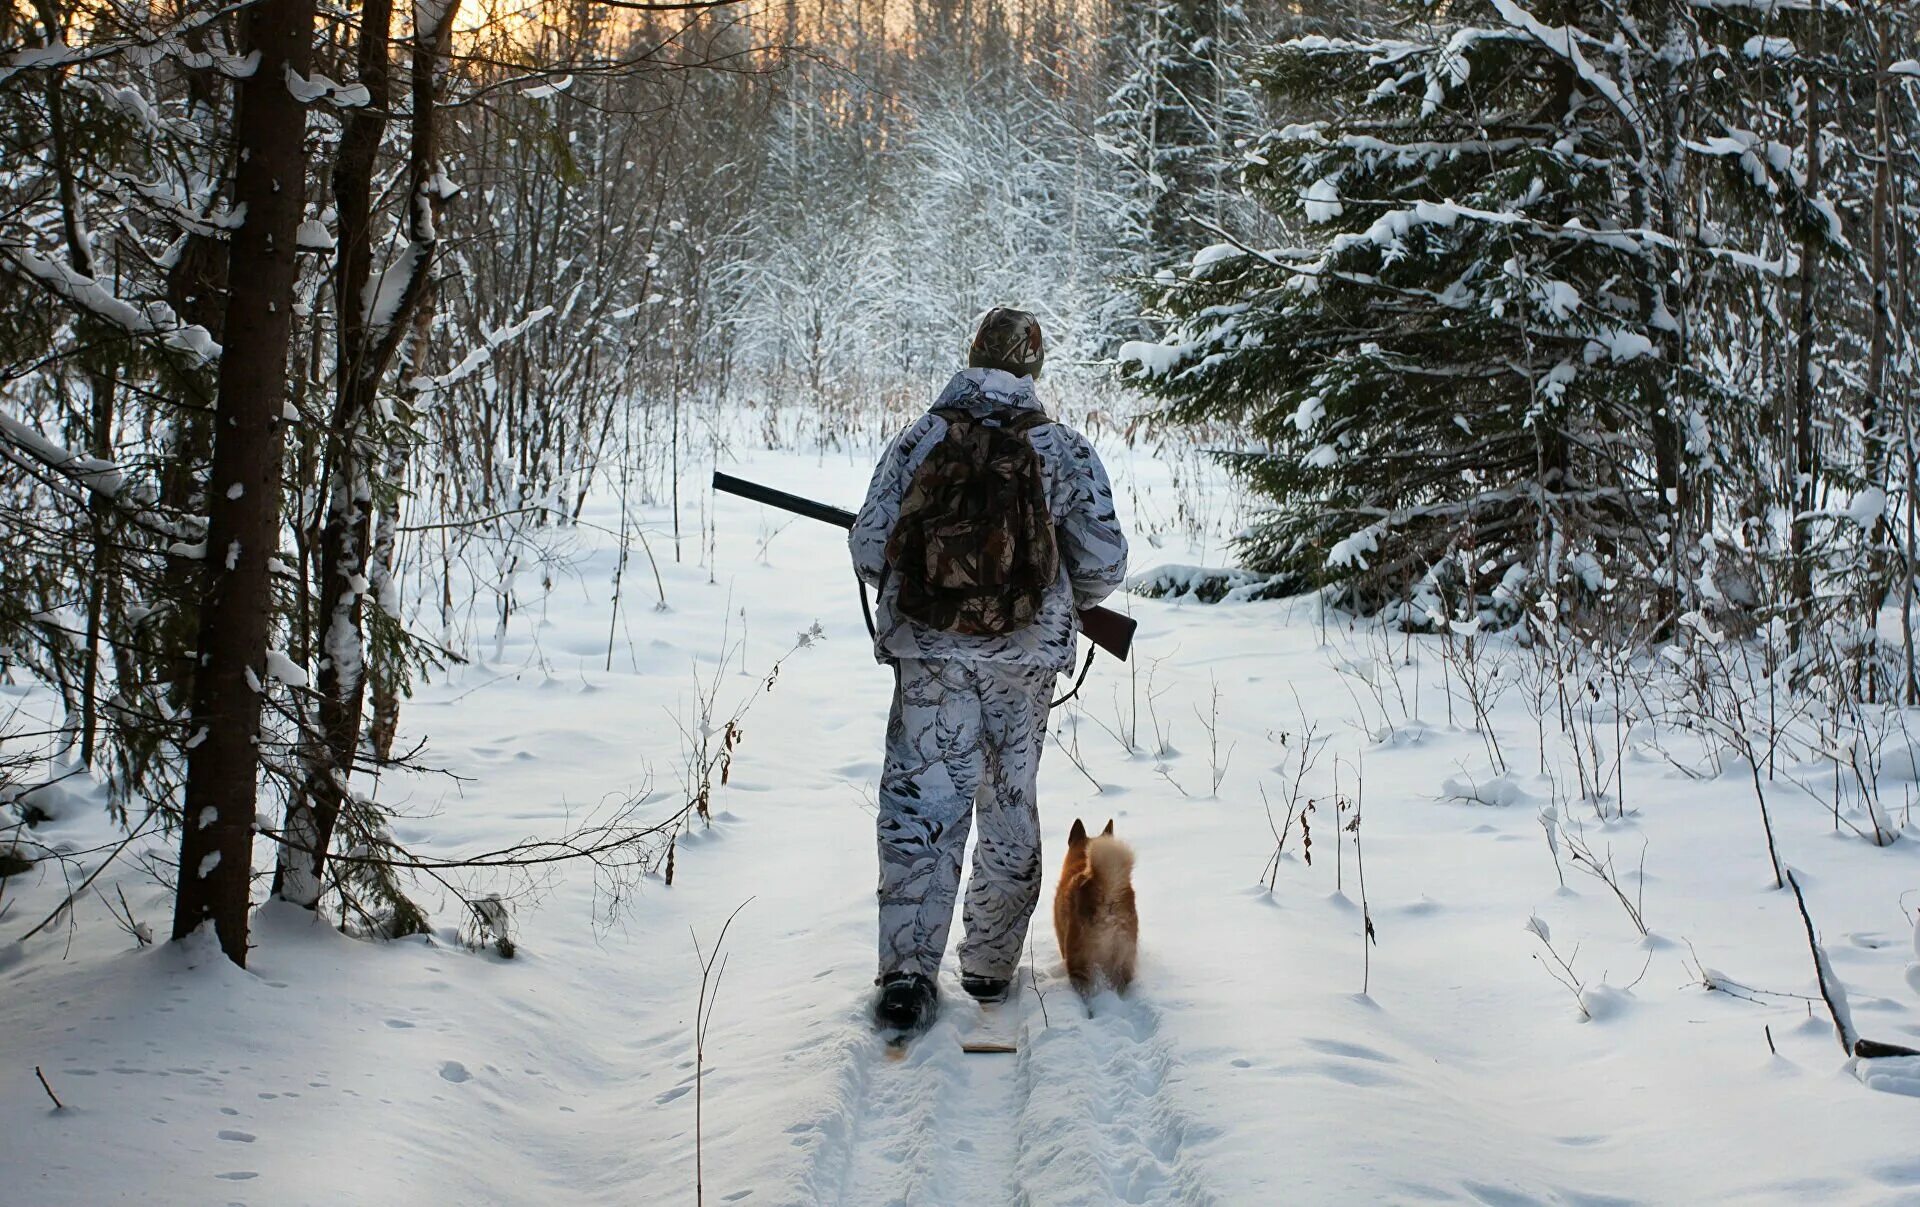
[713,471,857,529]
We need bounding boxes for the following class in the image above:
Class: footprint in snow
[438,1061,471,1083]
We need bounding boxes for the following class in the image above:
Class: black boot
[959,973,1011,1004]
[874,972,938,1036]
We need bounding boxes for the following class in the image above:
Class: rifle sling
[1050,643,1099,710]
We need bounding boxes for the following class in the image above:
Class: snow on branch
[0,243,221,362]
[1279,34,1435,65]
[361,242,429,332]
[1314,197,1795,278]
[413,306,556,394]
[0,409,199,540]
[0,410,123,498]
[0,2,262,87]
[1485,0,1646,147]
[286,67,372,108]
[106,173,243,239]
[68,77,205,143]
[1685,131,1795,195]
[1688,0,1823,10]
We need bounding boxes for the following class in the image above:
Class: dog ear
[1101,819,1115,837]
[1068,818,1087,845]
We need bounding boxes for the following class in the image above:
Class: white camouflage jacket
[850,368,1129,671]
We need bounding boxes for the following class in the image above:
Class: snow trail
[940,1028,1026,1200]
[799,971,1211,1207]
[818,981,1031,1207]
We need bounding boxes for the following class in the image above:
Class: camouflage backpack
[886,407,1059,636]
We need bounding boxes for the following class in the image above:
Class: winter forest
[6,0,1920,1202]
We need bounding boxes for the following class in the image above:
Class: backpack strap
[931,405,1051,430]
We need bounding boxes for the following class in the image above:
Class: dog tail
[1085,835,1134,895]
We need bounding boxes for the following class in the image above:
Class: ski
[961,1038,1018,1055]
[959,971,1027,1055]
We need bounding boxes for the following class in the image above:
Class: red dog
[1053,819,1138,995]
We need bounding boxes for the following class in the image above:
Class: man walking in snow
[849,308,1129,1035]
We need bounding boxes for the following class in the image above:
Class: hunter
[849,307,1129,1035]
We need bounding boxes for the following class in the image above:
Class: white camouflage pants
[877,657,1054,982]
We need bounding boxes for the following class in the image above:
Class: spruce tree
[1122,2,1820,626]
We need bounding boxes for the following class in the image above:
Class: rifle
[712,470,1136,662]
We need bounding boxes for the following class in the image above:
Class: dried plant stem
[36,1065,64,1110]
[693,897,753,1206]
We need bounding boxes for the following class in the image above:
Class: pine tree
[1122,1,1831,627]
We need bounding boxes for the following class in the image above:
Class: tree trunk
[367,293,440,765]
[274,0,397,909]
[171,0,316,965]
[44,65,122,768]
[1858,10,1894,639]
[275,0,461,908]
[156,42,230,721]
[1787,6,1825,629]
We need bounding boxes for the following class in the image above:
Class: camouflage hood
[930,368,1046,420]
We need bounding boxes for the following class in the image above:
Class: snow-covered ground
[5,434,1920,1205]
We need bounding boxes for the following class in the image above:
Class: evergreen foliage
[1125,1,1909,634]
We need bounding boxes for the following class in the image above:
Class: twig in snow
[1193,674,1234,797]
[1526,914,1588,1021]
[1260,707,1325,888]
[1352,763,1376,995]
[1538,802,1566,891]
[1051,708,1103,794]
[1777,868,1918,1059]
[1026,927,1051,1031]
[692,897,752,1207]
[36,1065,64,1110]
[1561,823,1649,938]
[16,819,159,944]
[1683,939,1821,1005]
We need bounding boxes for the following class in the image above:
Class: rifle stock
[1075,603,1135,662]
[712,470,1136,662]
